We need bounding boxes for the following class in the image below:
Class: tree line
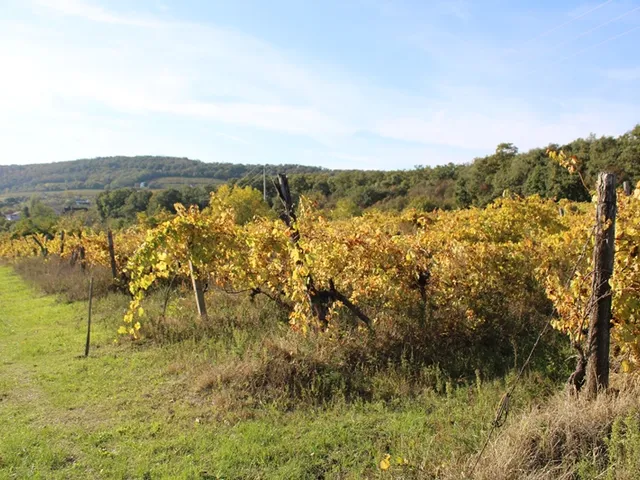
[228,125,639,213]
[0,156,323,192]
[1,125,638,226]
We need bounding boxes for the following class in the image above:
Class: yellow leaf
[134,322,141,331]
[117,326,128,335]
[379,454,391,471]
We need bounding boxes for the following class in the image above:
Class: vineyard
[2,176,640,372]
[3,172,640,477]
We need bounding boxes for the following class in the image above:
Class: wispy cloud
[436,0,472,22]
[34,0,166,27]
[1,0,637,167]
[568,0,614,19]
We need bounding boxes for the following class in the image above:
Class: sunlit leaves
[3,185,640,372]
[547,149,582,174]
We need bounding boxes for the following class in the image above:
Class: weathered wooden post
[274,173,372,330]
[585,173,616,398]
[79,246,86,272]
[623,181,632,196]
[107,229,117,281]
[85,277,94,357]
[188,260,207,319]
[59,230,65,255]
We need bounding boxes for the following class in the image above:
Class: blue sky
[0,0,639,169]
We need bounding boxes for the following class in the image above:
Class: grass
[0,189,101,198]
[0,264,609,479]
[12,257,114,302]
[472,374,640,480]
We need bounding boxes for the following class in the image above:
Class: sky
[0,0,639,169]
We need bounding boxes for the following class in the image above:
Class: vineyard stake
[85,277,94,357]
[188,260,208,319]
[107,229,117,281]
[585,173,616,398]
[59,230,65,255]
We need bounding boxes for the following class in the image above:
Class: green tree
[148,189,183,214]
[619,125,640,182]
[122,190,153,218]
[11,197,58,255]
[96,189,135,220]
[331,198,362,219]
[455,177,473,208]
[215,185,272,224]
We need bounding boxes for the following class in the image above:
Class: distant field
[0,189,105,200]
[0,177,225,199]
[149,177,224,187]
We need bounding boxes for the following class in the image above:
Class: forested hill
[1,125,639,212]
[242,124,640,211]
[0,156,323,193]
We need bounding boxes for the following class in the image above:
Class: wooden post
[79,246,86,272]
[274,173,372,329]
[263,165,267,202]
[85,277,94,357]
[59,230,65,255]
[188,260,207,319]
[623,181,632,196]
[585,173,616,398]
[107,229,117,280]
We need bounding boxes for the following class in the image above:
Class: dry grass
[13,256,113,301]
[193,325,465,413]
[467,374,640,480]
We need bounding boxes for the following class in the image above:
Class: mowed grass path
[0,266,534,479]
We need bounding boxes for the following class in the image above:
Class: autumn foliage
[2,181,640,372]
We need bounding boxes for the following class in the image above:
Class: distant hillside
[0,156,324,193]
[1,124,638,212]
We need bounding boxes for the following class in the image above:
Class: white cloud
[163,102,352,137]
[373,92,639,151]
[0,0,637,167]
[34,0,166,27]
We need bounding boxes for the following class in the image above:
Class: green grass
[0,266,558,479]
